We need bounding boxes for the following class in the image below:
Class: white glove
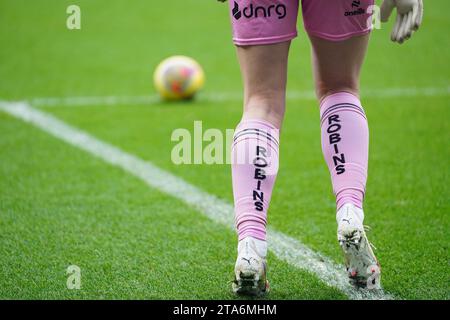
[380,0,423,44]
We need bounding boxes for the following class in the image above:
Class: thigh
[309,34,370,99]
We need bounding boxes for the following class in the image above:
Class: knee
[315,79,360,102]
[243,93,286,128]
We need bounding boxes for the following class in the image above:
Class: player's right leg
[227,0,299,295]
[303,0,381,289]
[312,35,380,288]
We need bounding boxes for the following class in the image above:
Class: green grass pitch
[0,0,449,299]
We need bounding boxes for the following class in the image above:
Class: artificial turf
[0,0,449,299]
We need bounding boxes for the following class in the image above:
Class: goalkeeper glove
[380,0,423,44]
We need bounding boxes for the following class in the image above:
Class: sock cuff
[236,118,279,131]
[233,118,280,148]
[320,91,360,109]
[319,92,366,125]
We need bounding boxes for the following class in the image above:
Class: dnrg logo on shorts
[232,1,287,20]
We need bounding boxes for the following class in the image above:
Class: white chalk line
[28,86,450,107]
[0,100,394,300]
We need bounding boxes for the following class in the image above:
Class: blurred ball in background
[153,55,205,100]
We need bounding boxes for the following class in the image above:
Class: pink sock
[320,92,369,210]
[231,119,280,241]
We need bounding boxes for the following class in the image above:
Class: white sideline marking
[0,100,394,300]
[29,86,450,107]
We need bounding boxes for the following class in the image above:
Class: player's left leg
[227,0,299,296]
[231,42,289,296]
[308,32,381,289]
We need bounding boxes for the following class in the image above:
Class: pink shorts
[229,0,374,45]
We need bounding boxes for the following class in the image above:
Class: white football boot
[337,203,381,289]
[232,236,269,296]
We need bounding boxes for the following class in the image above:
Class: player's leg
[303,0,381,289]
[227,0,299,295]
[310,34,380,288]
[310,33,370,211]
[231,42,288,296]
